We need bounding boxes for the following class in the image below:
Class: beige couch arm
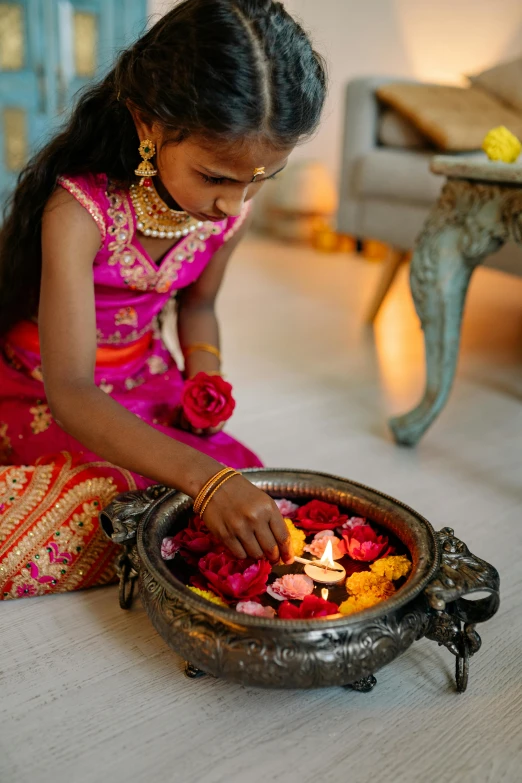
[338,76,416,233]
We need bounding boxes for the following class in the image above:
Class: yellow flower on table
[482,126,522,163]
[370,555,411,582]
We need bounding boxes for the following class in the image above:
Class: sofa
[338,76,522,321]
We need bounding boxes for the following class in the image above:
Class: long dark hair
[0,0,326,336]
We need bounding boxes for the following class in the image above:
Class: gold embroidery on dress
[114,306,138,327]
[95,317,157,346]
[106,183,224,294]
[223,202,252,242]
[29,404,52,434]
[57,177,107,244]
[0,455,136,597]
[146,355,168,375]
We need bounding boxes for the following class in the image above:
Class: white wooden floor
[1,236,522,783]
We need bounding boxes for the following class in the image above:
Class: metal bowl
[100,469,499,693]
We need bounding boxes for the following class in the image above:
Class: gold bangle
[200,471,240,519]
[193,467,235,514]
[184,342,221,360]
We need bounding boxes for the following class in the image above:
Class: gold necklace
[129,180,204,239]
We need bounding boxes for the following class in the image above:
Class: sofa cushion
[469,57,522,113]
[376,83,522,151]
[356,148,443,203]
[379,109,428,149]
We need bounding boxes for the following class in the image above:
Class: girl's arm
[175,217,247,433]
[39,189,292,564]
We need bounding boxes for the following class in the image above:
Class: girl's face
[133,117,293,221]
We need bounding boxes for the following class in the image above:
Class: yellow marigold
[284,517,306,558]
[482,126,522,163]
[370,555,412,582]
[188,587,227,607]
[339,593,381,616]
[345,571,395,601]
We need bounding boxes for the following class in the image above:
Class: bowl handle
[424,527,500,692]
[99,485,173,609]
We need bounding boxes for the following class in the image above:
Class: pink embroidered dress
[0,173,261,600]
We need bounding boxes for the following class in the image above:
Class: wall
[148,0,522,178]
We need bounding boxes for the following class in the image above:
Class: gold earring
[252,166,265,182]
[134,139,157,186]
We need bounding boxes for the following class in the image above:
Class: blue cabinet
[0,0,148,198]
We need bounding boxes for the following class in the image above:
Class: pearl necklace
[129,178,204,239]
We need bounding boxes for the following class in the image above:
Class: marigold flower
[284,517,306,557]
[339,593,381,615]
[370,554,411,581]
[345,570,395,601]
[482,126,521,163]
[188,586,227,606]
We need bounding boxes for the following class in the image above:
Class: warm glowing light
[319,539,335,568]
[321,588,329,601]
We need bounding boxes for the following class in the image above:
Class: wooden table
[390,156,522,446]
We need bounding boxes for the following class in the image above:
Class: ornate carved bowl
[100,469,499,693]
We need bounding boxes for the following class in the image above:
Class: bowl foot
[185,662,207,679]
[344,675,377,693]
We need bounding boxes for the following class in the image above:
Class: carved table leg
[389,180,508,446]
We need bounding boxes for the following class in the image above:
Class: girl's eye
[200,174,225,185]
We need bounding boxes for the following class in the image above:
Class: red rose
[170,516,222,564]
[278,595,340,619]
[181,372,236,430]
[198,551,271,600]
[295,500,348,533]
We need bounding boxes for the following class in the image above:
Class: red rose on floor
[169,516,221,564]
[278,595,339,619]
[341,524,392,562]
[198,551,271,600]
[295,500,348,532]
[181,372,236,430]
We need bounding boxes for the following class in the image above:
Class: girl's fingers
[253,526,280,564]
[270,515,294,564]
[220,531,248,560]
[233,527,264,561]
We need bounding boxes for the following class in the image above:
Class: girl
[0,0,326,599]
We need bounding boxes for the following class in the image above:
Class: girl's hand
[172,406,225,437]
[202,475,294,565]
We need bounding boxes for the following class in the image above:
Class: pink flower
[340,516,367,531]
[198,551,271,600]
[341,525,392,562]
[274,498,299,518]
[278,595,339,619]
[168,516,221,564]
[236,601,276,618]
[304,531,346,560]
[295,500,348,532]
[15,583,38,598]
[161,537,180,560]
[266,573,314,601]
